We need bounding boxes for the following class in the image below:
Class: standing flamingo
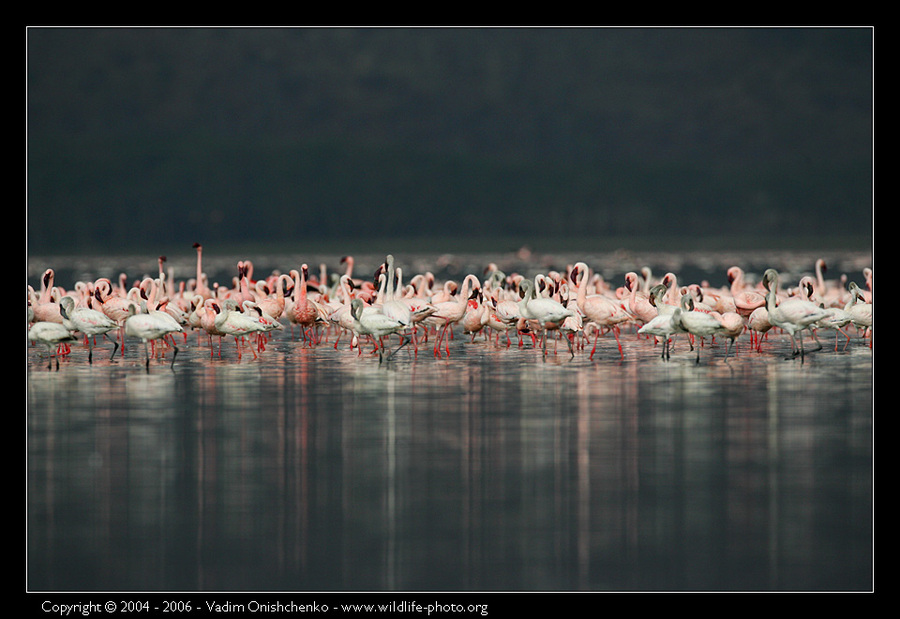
[31,269,64,324]
[746,306,772,352]
[381,255,413,330]
[709,310,745,361]
[29,321,76,370]
[210,299,270,359]
[192,242,212,300]
[727,266,767,318]
[557,281,583,358]
[59,295,120,363]
[124,303,184,372]
[289,265,324,343]
[672,294,728,364]
[349,298,408,362]
[815,303,854,352]
[846,281,873,341]
[571,262,630,360]
[517,278,574,358]
[624,271,657,326]
[425,274,480,358]
[762,269,829,360]
[637,285,684,360]
[254,273,292,323]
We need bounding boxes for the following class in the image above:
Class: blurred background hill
[26,27,874,256]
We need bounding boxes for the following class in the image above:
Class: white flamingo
[517,278,574,358]
[29,321,76,370]
[349,298,408,362]
[59,295,120,363]
[124,302,184,371]
[672,293,728,364]
[762,268,829,360]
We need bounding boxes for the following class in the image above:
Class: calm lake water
[26,251,874,594]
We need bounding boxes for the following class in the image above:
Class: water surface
[27,315,873,592]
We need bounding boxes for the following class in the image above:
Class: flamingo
[211,300,271,359]
[815,303,854,352]
[637,285,684,360]
[31,269,64,324]
[288,265,325,343]
[124,302,184,372]
[571,262,630,360]
[727,266,767,318]
[425,274,480,358]
[790,277,853,352]
[29,321,76,370]
[59,295,120,363]
[229,261,255,306]
[624,271,657,325]
[762,268,830,360]
[349,298,408,362]
[484,287,522,347]
[670,294,730,364]
[557,281,584,358]
[747,306,772,352]
[254,273,292,323]
[199,298,228,356]
[381,255,413,331]
[396,267,438,339]
[709,310,745,361]
[192,242,212,300]
[327,274,363,349]
[846,281,873,340]
[661,272,682,307]
[92,278,142,355]
[461,287,490,342]
[517,278,574,358]
[137,277,189,345]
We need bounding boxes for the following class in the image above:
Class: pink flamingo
[746,306,772,352]
[228,261,256,306]
[191,242,212,300]
[571,262,630,360]
[31,269,64,324]
[624,271,657,326]
[727,266,766,318]
[254,273,292,323]
[425,274,480,358]
[661,272,682,307]
[289,265,323,343]
[93,278,137,356]
[462,288,489,342]
[199,298,227,356]
[484,287,522,347]
[709,310,745,360]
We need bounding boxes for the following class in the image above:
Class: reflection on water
[27,324,873,592]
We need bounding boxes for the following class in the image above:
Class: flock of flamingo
[27,243,874,371]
